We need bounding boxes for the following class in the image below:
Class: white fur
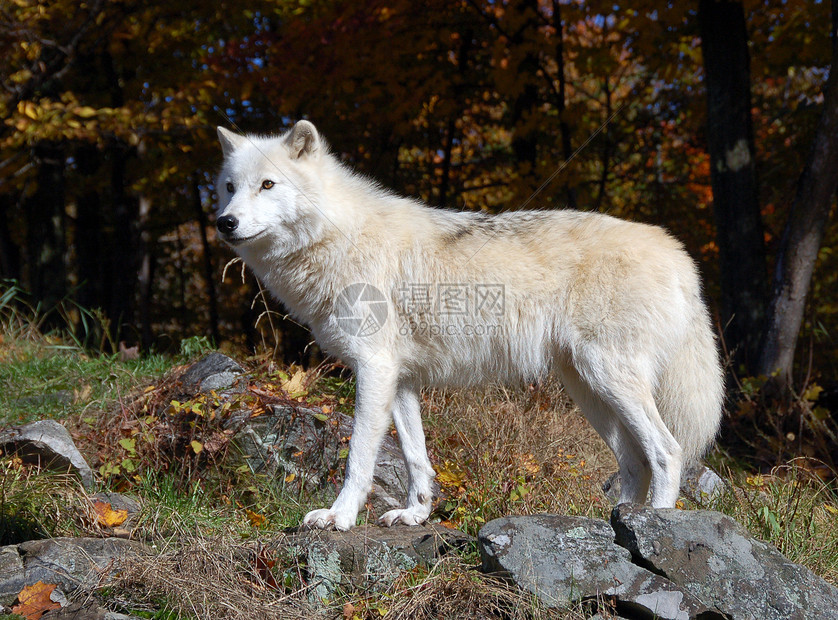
[216,121,724,530]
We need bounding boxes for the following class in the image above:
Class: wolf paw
[302,508,354,531]
[378,506,430,527]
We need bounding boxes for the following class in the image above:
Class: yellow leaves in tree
[12,581,61,619]
[92,500,128,528]
[17,100,38,120]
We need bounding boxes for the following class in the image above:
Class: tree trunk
[510,0,540,174]
[756,0,838,388]
[553,0,577,209]
[698,0,768,374]
[25,143,66,315]
[192,178,220,345]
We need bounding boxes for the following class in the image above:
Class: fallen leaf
[12,581,61,619]
[254,547,278,589]
[73,384,92,402]
[247,509,267,528]
[190,440,203,454]
[93,500,128,528]
[281,368,308,397]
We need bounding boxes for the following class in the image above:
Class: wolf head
[215,120,326,256]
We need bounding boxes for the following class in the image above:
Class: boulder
[0,420,94,490]
[0,538,147,606]
[178,353,245,393]
[276,523,471,602]
[41,600,140,619]
[238,404,441,519]
[611,504,838,620]
[0,546,25,607]
[479,514,720,618]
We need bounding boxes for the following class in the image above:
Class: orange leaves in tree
[12,581,61,619]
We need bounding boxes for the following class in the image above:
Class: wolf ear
[217,127,246,157]
[287,120,321,159]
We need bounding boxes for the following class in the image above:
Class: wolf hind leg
[573,353,683,508]
[560,367,652,503]
[379,382,436,527]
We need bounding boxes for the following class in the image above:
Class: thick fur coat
[215,121,724,530]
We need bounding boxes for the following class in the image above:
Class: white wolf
[215,120,724,531]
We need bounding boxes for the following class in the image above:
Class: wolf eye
[226,182,235,194]
[261,179,275,190]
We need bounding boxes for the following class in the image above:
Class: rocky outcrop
[479,514,721,619]
[178,352,245,393]
[0,537,147,607]
[0,420,94,490]
[275,523,472,602]
[612,504,838,620]
[479,505,838,619]
[237,403,441,519]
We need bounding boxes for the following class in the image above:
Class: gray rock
[0,545,25,606]
[238,404,440,519]
[611,504,838,620]
[602,464,726,504]
[179,353,245,393]
[16,538,145,597]
[479,514,720,618]
[0,420,94,490]
[41,600,142,619]
[277,523,471,602]
[91,492,140,516]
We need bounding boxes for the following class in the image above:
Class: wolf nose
[216,215,238,234]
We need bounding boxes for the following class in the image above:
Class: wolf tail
[656,301,725,467]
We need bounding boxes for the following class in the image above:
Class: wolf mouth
[221,229,267,245]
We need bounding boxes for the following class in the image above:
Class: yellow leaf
[246,509,267,527]
[284,472,296,483]
[19,101,38,120]
[93,500,128,528]
[824,504,838,515]
[73,385,93,403]
[435,461,466,489]
[802,383,823,403]
[281,368,308,397]
[190,440,203,454]
[12,581,61,619]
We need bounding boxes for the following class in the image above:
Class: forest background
[2,0,838,466]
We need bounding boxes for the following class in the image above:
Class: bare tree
[756,0,838,388]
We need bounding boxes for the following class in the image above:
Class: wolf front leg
[379,382,436,526]
[302,363,398,531]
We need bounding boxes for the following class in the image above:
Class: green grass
[0,339,171,424]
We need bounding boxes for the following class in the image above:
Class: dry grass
[116,534,320,620]
[104,378,616,619]
[423,378,617,533]
[115,534,585,620]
